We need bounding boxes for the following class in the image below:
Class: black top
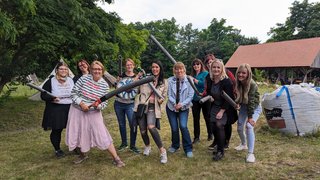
[40,77,71,130]
[205,75,238,124]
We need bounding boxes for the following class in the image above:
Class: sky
[99,0,318,43]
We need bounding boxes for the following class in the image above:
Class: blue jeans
[166,106,192,153]
[114,101,137,147]
[237,104,262,153]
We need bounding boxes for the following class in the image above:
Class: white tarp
[262,85,320,136]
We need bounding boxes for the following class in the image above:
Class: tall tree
[177,23,201,72]
[0,0,147,92]
[133,18,180,77]
[268,0,320,42]
[197,18,259,62]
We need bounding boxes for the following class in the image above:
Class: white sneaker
[235,144,248,151]
[143,146,151,156]
[160,151,168,164]
[246,153,255,163]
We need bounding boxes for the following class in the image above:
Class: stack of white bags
[262,84,320,136]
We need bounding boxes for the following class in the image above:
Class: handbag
[136,93,153,118]
[136,104,147,118]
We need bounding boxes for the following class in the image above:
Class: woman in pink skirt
[66,60,125,167]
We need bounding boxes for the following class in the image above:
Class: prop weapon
[103,71,117,86]
[98,76,154,103]
[26,83,55,97]
[136,67,165,100]
[150,35,177,64]
[118,55,123,77]
[221,90,237,109]
[199,95,214,104]
[187,76,201,96]
[150,34,200,95]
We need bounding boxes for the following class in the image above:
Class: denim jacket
[166,75,194,111]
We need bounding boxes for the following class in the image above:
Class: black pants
[225,123,232,145]
[212,121,225,153]
[191,100,212,139]
[50,129,63,151]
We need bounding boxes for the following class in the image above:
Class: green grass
[1,84,320,179]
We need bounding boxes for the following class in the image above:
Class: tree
[133,18,180,77]
[268,0,320,42]
[0,0,147,92]
[177,23,201,72]
[197,18,259,62]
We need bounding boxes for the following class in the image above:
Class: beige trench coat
[133,80,167,119]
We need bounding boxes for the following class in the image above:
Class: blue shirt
[193,71,209,101]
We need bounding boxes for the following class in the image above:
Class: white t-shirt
[51,77,74,104]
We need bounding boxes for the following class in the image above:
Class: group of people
[40,54,262,167]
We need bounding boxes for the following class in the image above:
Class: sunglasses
[193,62,201,66]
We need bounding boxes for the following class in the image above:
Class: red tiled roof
[226,37,320,68]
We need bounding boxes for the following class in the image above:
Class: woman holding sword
[41,62,74,158]
[134,60,168,163]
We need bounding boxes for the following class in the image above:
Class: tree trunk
[0,75,11,93]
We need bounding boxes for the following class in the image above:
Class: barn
[226,37,320,84]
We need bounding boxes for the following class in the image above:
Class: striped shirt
[71,74,109,110]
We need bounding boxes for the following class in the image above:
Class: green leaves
[268,0,320,42]
[0,0,148,92]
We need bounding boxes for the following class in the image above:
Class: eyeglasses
[58,68,68,71]
[79,63,86,67]
[193,63,200,66]
[92,68,102,71]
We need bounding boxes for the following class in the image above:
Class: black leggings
[225,123,232,145]
[50,129,63,151]
[191,100,212,139]
[212,121,225,153]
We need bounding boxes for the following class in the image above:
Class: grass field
[1,84,320,179]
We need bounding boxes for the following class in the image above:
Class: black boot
[213,151,224,161]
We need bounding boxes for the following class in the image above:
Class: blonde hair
[173,62,186,76]
[125,58,135,66]
[209,59,228,81]
[235,63,252,104]
[90,60,105,73]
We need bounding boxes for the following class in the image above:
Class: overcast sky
[99,0,318,43]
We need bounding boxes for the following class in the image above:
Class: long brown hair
[191,58,205,76]
[235,63,252,104]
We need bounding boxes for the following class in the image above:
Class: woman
[72,59,90,154]
[166,62,194,158]
[73,59,90,83]
[190,59,212,144]
[204,54,237,150]
[204,59,234,161]
[134,60,168,163]
[234,63,261,163]
[66,61,125,167]
[114,58,140,153]
[41,62,74,158]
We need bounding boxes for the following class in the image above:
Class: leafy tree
[0,0,147,92]
[132,17,258,76]
[177,23,201,72]
[197,18,259,62]
[133,18,180,77]
[268,0,320,42]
